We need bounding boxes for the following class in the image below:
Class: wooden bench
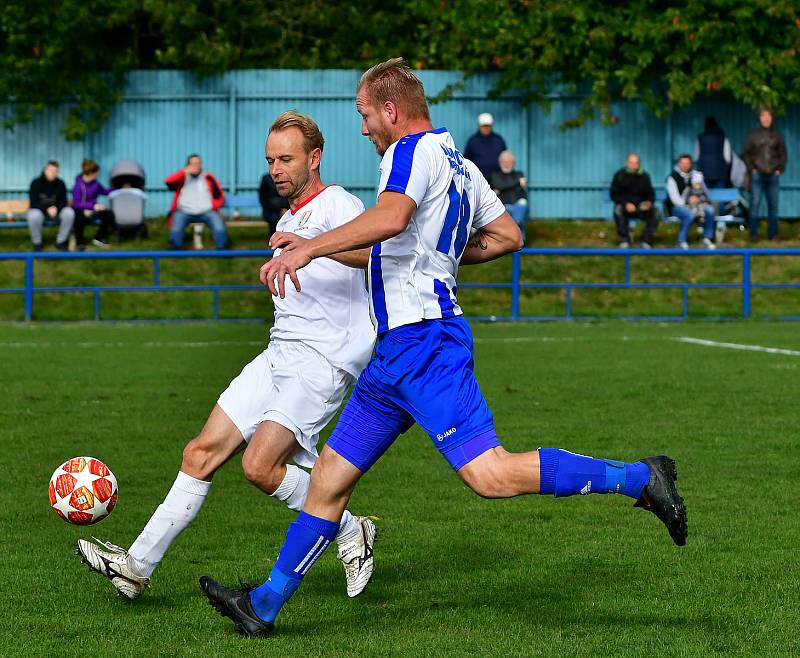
[602,188,745,242]
[0,199,30,227]
[191,193,266,249]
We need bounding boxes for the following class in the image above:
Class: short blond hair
[357,57,430,121]
[269,110,325,153]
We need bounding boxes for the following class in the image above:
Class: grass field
[2,319,799,657]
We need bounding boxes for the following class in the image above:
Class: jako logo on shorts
[436,427,457,442]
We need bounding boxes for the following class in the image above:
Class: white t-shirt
[369,127,506,334]
[270,185,375,378]
[177,174,213,215]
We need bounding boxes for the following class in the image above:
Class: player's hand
[259,246,312,297]
[269,231,307,252]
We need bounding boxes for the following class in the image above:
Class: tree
[1,0,798,138]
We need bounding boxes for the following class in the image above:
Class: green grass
[2,320,799,656]
[2,218,800,321]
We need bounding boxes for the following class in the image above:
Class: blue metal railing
[0,247,799,322]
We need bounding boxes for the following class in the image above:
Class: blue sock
[538,448,649,499]
[249,512,339,623]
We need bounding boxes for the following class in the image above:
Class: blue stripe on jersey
[385,134,424,195]
[433,279,456,318]
[435,180,461,254]
[370,243,390,334]
[453,189,472,257]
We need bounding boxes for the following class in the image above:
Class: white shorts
[217,340,353,468]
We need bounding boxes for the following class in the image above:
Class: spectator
[72,159,116,249]
[665,154,716,250]
[490,150,528,228]
[464,113,507,181]
[609,152,658,248]
[694,116,732,188]
[258,173,290,234]
[27,160,75,252]
[165,154,228,249]
[742,108,787,242]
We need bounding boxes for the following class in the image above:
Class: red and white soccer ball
[49,456,118,525]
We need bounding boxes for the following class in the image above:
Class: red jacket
[164,169,225,219]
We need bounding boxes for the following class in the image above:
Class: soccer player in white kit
[200,59,687,638]
[77,111,379,600]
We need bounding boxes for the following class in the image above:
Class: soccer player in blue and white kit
[200,59,688,637]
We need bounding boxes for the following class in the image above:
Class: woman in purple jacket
[72,159,116,248]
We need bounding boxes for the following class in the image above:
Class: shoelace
[91,537,126,554]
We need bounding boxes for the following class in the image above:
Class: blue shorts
[327,316,500,472]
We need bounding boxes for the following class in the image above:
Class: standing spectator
[609,152,658,248]
[742,108,787,242]
[27,160,75,251]
[258,173,290,235]
[463,113,507,181]
[165,154,228,249]
[72,159,116,249]
[694,116,732,188]
[665,154,716,250]
[490,150,528,228]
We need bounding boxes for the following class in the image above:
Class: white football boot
[337,516,376,598]
[76,538,150,600]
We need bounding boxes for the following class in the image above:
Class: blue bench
[190,193,264,249]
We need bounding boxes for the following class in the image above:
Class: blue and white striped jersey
[368,127,505,334]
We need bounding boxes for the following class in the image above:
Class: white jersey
[369,127,505,334]
[271,185,375,378]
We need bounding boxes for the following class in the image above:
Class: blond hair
[269,110,325,153]
[357,57,430,121]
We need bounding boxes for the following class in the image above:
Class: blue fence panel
[2,248,799,323]
[0,69,797,218]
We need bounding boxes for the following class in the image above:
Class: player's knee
[241,452,284,493]
[459,457,509,499]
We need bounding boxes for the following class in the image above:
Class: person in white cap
[464,112,507,181]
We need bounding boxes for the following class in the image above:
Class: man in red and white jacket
[165,154,228,249]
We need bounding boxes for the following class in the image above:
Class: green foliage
[1,0,799,137]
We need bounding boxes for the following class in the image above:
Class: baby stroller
[109,160,148,239]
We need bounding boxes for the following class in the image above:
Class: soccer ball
[49,456,118,525]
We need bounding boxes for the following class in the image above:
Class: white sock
[271,464,360,545]
[128,471,211,577]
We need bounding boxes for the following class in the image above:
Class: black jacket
[742,126,788,175]
[464,132,507,180]
[610,168,655,205]
[258,174,290,220]
[490,170,527,204]
[697,128,728,182]
[29,174,68,212]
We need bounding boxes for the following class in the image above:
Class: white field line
[674,336,800,357]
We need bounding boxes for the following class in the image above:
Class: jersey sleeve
[325,190,366,230]
[377,137,431,207]
[471,164,507,230]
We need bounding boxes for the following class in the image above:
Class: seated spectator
[27,160,75,251]
[694,116,732,188]
[72,159,116,249]
[609,153,658,248]
[490,150,528,228]
[464,113,506,182]
[165,154,228,249]
[686,171,710,217]
[742,107,788,242]
[258,173,290,234]
[665,154,716,250]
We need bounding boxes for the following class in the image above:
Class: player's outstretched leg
[201,445,363,636]
[458,446,687,546]
[243,421,377,598]
[77,405,245,598]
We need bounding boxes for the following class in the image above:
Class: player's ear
[309,148,322,171]
[384,100,399,125]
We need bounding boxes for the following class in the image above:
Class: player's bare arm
[260,191,415,297]
[460,212,524,266]
[269,232,371,269]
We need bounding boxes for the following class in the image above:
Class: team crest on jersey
[297,211,312,229]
